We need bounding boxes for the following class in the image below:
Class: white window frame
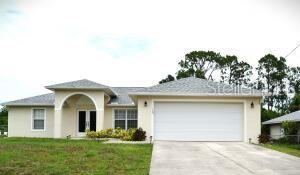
[31,108,46,131]
[113,108,137,130]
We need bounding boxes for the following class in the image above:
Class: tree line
[159,50,300,121]
[0,107,8,126]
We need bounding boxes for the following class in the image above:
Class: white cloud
[0,0,300,103]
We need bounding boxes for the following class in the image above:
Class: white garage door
[154,102,244,141]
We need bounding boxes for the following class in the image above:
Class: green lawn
[0,138,153,175]
[261,143,300,157]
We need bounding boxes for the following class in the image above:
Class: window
[114,109,137,130]
[127,109,137,129]
[114,109,126,129]
[32,109,45,130]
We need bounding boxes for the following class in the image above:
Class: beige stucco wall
[104,107,113,129]
[8,106,54,138]
[7,105,118,138]
[137,96,261,143]
[7,93,261,142]
[7,93,119,138]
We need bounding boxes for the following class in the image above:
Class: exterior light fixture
[144,101,148,107]
[251,102,254,108]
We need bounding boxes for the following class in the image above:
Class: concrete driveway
[150,141,300,175]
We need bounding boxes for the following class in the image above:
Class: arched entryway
[60,93,97,137]
[53,91,105,138]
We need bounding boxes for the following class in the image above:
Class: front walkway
[150,141,300,175]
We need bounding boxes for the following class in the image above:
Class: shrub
[120,130,131,141]
[132,127,147,141]
[274,136,290,144]
[86,130,98,139]
[95,128,116,138]
[282,121,299,135]
[111,127,124,138]
[85,128,146,141]
[119,128,136,141]
[261,125,270,135]
[104,128,114,136]
[96,130,108,138]
[258,133,270,144]
[273,136,299,144]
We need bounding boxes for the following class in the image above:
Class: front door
[77,110,96,136]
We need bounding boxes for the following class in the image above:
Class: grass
[260,143,300,157]
[0,137,153,175]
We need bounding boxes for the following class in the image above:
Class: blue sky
[0,0,300,105]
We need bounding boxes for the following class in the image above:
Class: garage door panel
[154,102,243,141]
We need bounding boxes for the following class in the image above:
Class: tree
[288,67,300,112]
[288,67,300,94]
[220,55,253,86]
[261,107,279,122]
[289,93,300,112]
[261,107,280,135]
[257,54,288,111]
[0,107,8,126]
[273,57,289,114]
[176,51,222,80]
[282,121,299,135]
[159,74,175,84]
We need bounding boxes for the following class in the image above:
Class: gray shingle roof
[262,110,300,125]
[2,87,144,107]
[129,77,264,97]
[45,79,117,96]
[2,93,55,106]
[2,77,264,107]
[108,87,145,106]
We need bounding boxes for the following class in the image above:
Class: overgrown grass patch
[260,143,300,157]
[0,137,152,175]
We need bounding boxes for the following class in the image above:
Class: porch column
[54,109,62,138]
[96,109,104,131]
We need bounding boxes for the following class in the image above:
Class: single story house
[2,77,264,143]
[262,110,300,139]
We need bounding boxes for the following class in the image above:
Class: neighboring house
[2,77,264,143]
[262,110,300,139]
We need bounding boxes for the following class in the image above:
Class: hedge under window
[32,109,45,130]
[114,109,137,130]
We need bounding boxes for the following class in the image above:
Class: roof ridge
[130,76,263,96]
[146,76,201,88]
[112,87,145,88]
[45,79,118,96]
[153,76,261,91]
[45,79,110,88]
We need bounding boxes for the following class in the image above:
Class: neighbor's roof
[129,77,264,97]
[45,79,117,96]
[262,110,300,125]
